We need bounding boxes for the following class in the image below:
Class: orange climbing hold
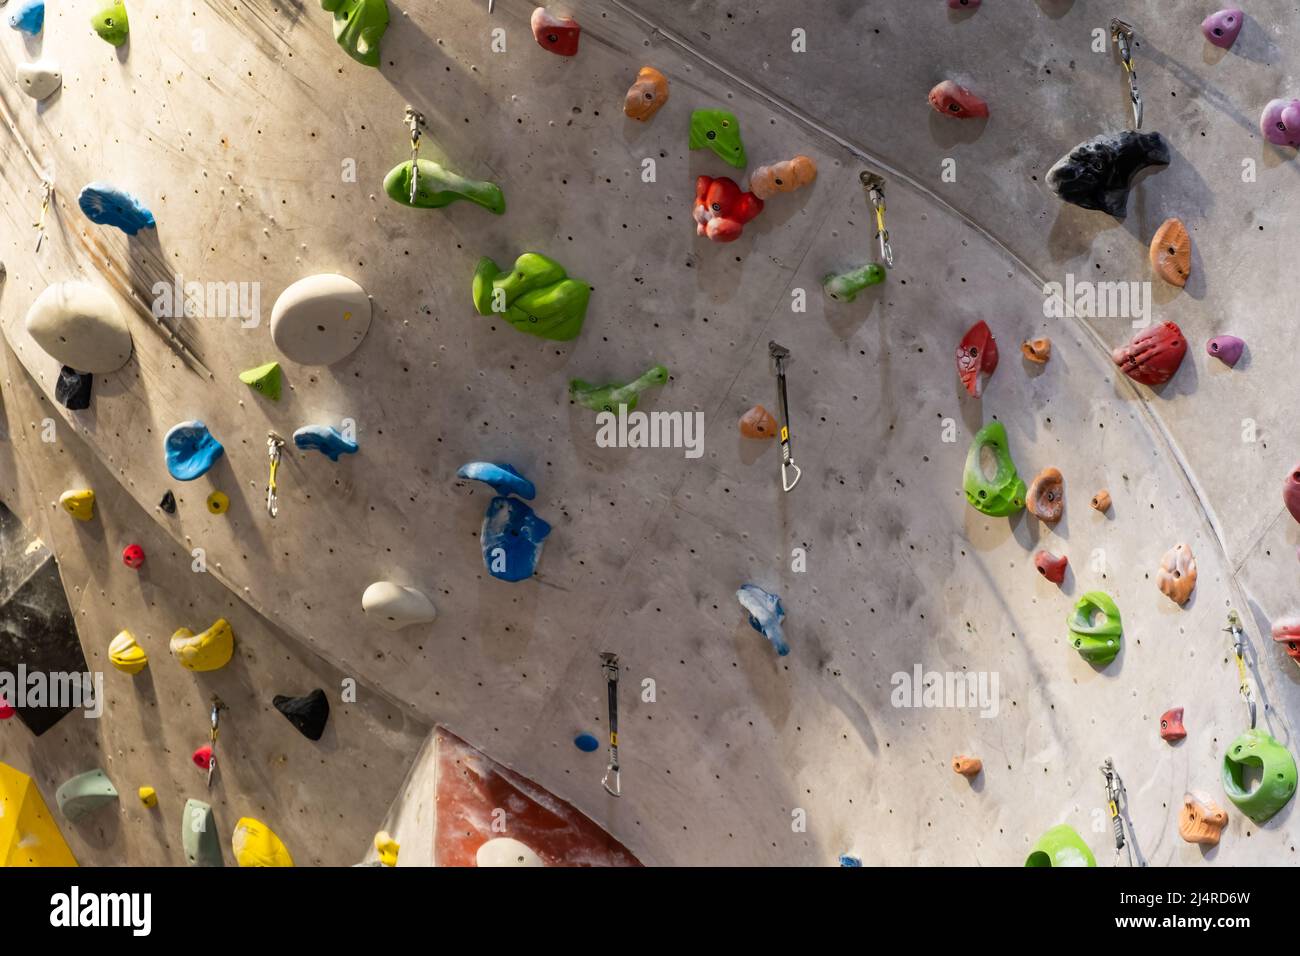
[739,405,778,439]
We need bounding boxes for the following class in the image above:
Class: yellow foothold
[138,787,157,808]
[59,489,96,521]
[375,830,399,867]
[0,761,78,866]
[232,817,294,867]
[108,630,148,674]
[169,618,234,672]
[206,491,229,514]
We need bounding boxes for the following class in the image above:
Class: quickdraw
[266,431,286,519]
[1100,756,1143,866]
[1110,18,1143,129]
[600,651,621,797]
[208,696,226,789]
[1225,609,1256,729]
[404,105,426,205]
[859,171,894,269]
[769,341,801,492]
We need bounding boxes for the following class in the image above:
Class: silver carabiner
[1110,18,1142,129]
[266,432,285,519]
[860,171,894,269]
[404,106,425,204]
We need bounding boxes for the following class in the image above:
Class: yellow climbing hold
[59,489,95,521]
[138,786,157,808]
[206,491,229,514]
[108,630,148,674]
[232,817,293,867]
[375,830,399,866]
[0,761,78,867]
[169,618,234,672]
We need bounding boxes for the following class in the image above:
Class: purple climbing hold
[1206,335,1245,367]
[947,0,979,8]
[1201,9,1244,49]
[1261,99,1300,148]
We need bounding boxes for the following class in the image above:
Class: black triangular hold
[55,367,92,410]
[272,688,329,741]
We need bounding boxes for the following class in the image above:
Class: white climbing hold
[362,581,436,630]
[25,281,132,373]
[16,59,60,100]
[269,273,372,366]
[476,837,544,867]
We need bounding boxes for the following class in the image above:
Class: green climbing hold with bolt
[570,365,669,413]
[963,421,1026,516]
[689,109,747,168]
[823,263,886,302]
[472,252,591,341]
[239,362,282,401]
[1024,824,1096,867]
[91,1,129,46]
[384,159,505,214]
[1222,728,1297,824]
[1066,591,1123,666]
[322,0,389,68]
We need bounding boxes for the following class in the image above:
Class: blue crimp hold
[78,183,156,236]
[293,425,358,462]
[164,421,225,481]
[456,461,535,500]
[481,496,551,582]
[736,584,788,656]
[9,0,44,35]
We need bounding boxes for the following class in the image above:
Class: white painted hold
[475,837,543,867]
[270,273,372,366]
[16,59,61,100]
[25,282,132,373]
[362,582,436,630]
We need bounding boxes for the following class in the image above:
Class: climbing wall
[0,0,1298,865]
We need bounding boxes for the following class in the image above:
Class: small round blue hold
[574,733,600,753]
[838,854,862,867]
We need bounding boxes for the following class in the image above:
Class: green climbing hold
[1024,824,1096,867]
[322,0,389,68]
[239,362,282,401]
[472,253,591,341]
[570,365,669,413]
[689,109,747,168]
[383,159,505,214]
[823,264,886,302]
[55,769,119,822]
[1222,728,1298,824]
[1066,591,1123,666]
[183,798,223,866]
[91,1,129,46]
[963,421,1026,516]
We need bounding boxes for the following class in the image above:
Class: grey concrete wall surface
[0,0,1297,865]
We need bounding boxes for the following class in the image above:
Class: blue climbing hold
[78,183,156,236]
[164,421,225,481]
[736,584,788,656]
[481,497,551,582]
[9,0,44,35]
[839,854,862,867]
[574,733,599,752]
[456,462,536,500]
[293,425,358,462]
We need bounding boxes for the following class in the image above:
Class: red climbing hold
[693,176,763,243]
[956,320,998,398]
[192,745,213,771]
[1284,465,1300,524]
[122,544,145,569]
[1272,617,1300,660]
[1160,707,1186,741]
[0,696,14,720]
[1034,550,1068,584]
[530,7,580,57]
[928,81,989,119]
[1111,321,1187,386]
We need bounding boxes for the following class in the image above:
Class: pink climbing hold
[1201,9,1244,49]
[1206,335,1245,367]
[1160,707,1187,742]
[928,81,989,119]
[1284,464,1300,524]
[1260,98,1300,148]
[1034,550,1068,585]
[0,696,14,720]
[192,745,213,771]
[122,544,145,569]
[956,320,998,398]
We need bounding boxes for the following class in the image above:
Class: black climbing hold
[54,367,92,410]
[1046,130,1170,218]
[159,490,176,514]
[272,688,329,741]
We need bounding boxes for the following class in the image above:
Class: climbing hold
[1066,591,1122,666]
[159,490,177,514]
[952,756,982,778]
[55,770,118,822]
[293,425,358,461]
[273,689,330,741]
[1047,130,1170,217]
[1270,616,1300,661]
[1026,467,1064,523]
[1206,335,1245,368]
[530,6,580,56]
[322,0,388,67]
[383,159,506,214]
[1160,707,1186,742]
[822,263,886,302]
[928,80,989,119]
[374,831,399,866]
[55,367,93,410]
[183,799,222,866]
[16,60,60,100]
[191,745,213,771]
[0,763,77,864]
[480,496,551,582]
[1149,218,1191,287]
[1090,489,1111,512]
[1020,338,1051,364]
[0,697,13,720]
[575,733,599,752]
[838,854,862,867]
[1260,98,1300,148]
[1024,824,1096,867]
[90,1,129,45]
[947,0,980,7]
[1179,793,1228,846]
[238,361,282,400]
[122,544,145,569]
[456,462,536,500]
[689,109,747,168]
[962,421,1026,516]
[1285,465,1300,524]
[59,489,96,522]
[570,364,669,413]
[205,491,229,514]
[623,66,669,121]
[232,817,294,867]
[77,183,155,236]
[25,281,132,373]
[736,584,788,656]
[738,405,778,439]
[1156,543,1197,605]
[1034,550,1068,585]
[476,836,543,867]
[138,787,157,808]
[169,618,234,672]
[270,273,372,366]
[1202,9,1244,48]
[1222,728,1297,823]
[749,156,818,200]
[956,320,998,398]
[109,630,148,674]
[164,421,224,482]
[693,176,764,242]
[1111,321,1188,386]
[362,582,436,630]
[471,252,591,341]
[8,0,43,35]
